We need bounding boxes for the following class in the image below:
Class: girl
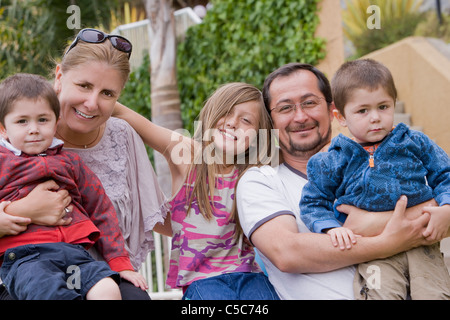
[115,82,279,299]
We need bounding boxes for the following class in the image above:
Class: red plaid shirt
[0,143,133,272]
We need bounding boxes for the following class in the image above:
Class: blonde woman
[114,82,279,300]
[0,29,169,300]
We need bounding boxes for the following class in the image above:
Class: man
[236,63,433,299]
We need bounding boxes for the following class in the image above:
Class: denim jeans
[0,243,118,300]
[183,272,279,300]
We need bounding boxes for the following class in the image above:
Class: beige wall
[315,0,345,78]
[363,37,450,154]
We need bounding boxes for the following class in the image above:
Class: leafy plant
[0,0,55,78]
[121,0,327,134]
[119,53,154,163]
[175,0,326,133]
[0,0,121,80]
[120,53,152,119]
[415,10,450,43]
[343,0,424,57]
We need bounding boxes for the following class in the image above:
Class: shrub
[343,0,424,58]
[121,0,327,133]
[415,11,450,43]
[176,0,326,132]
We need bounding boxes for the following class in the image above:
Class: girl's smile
[212,100,260,158]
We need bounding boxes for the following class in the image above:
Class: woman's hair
[186,82,274,225]
[60,40,130,88]
[0,73,60,126]
[332,58,397,116]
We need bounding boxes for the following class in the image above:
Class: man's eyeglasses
[64,28,133,60]
[270,96,325,115]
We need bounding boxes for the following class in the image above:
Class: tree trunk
[145,0,183,198]
[145,0,184,283]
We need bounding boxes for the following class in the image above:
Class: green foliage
[351,12,423,57]
[176,0,326,133]
[0,0,55,78]
[119,54,154,164]
[121,0,326,134]
[0,0,121,80]
[343,0,424,58]
[415,11,450,43]
[120,54,152,120]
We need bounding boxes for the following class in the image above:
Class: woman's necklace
[56,127,101,149]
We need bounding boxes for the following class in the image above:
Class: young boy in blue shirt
[300,59,450,299]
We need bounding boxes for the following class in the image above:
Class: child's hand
[422,204,450,242]
[0,201,31,237]
[119,270,149,291]
[327,227,358,250]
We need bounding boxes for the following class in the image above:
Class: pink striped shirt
[166,168,260,289]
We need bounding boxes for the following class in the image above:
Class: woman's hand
[0,201,31,237]
[5,180,72,226]
[119,270,149,291]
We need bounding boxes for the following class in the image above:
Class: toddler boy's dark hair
[331,59,397,116]
[0,73,60,126]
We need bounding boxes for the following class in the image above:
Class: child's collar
[0,137,64,156]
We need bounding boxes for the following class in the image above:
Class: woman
[0,28,169,300]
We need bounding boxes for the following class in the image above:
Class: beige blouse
[67,117,168,270]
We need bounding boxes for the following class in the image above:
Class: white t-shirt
[236,163,355,300]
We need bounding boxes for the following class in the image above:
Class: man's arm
[251,196,431,274]
[340,198,446,238]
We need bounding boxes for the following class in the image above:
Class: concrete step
[394,113,411,126]
[393,101,422,131]
[410,125,423,132]
[395,100,405,113]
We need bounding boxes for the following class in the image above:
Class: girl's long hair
[185,82,274,229]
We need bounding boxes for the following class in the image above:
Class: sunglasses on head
[64,28,133,60]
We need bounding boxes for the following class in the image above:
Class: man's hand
[380,195,430,257]
[422,204,450,242]
[340,198,439,237]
